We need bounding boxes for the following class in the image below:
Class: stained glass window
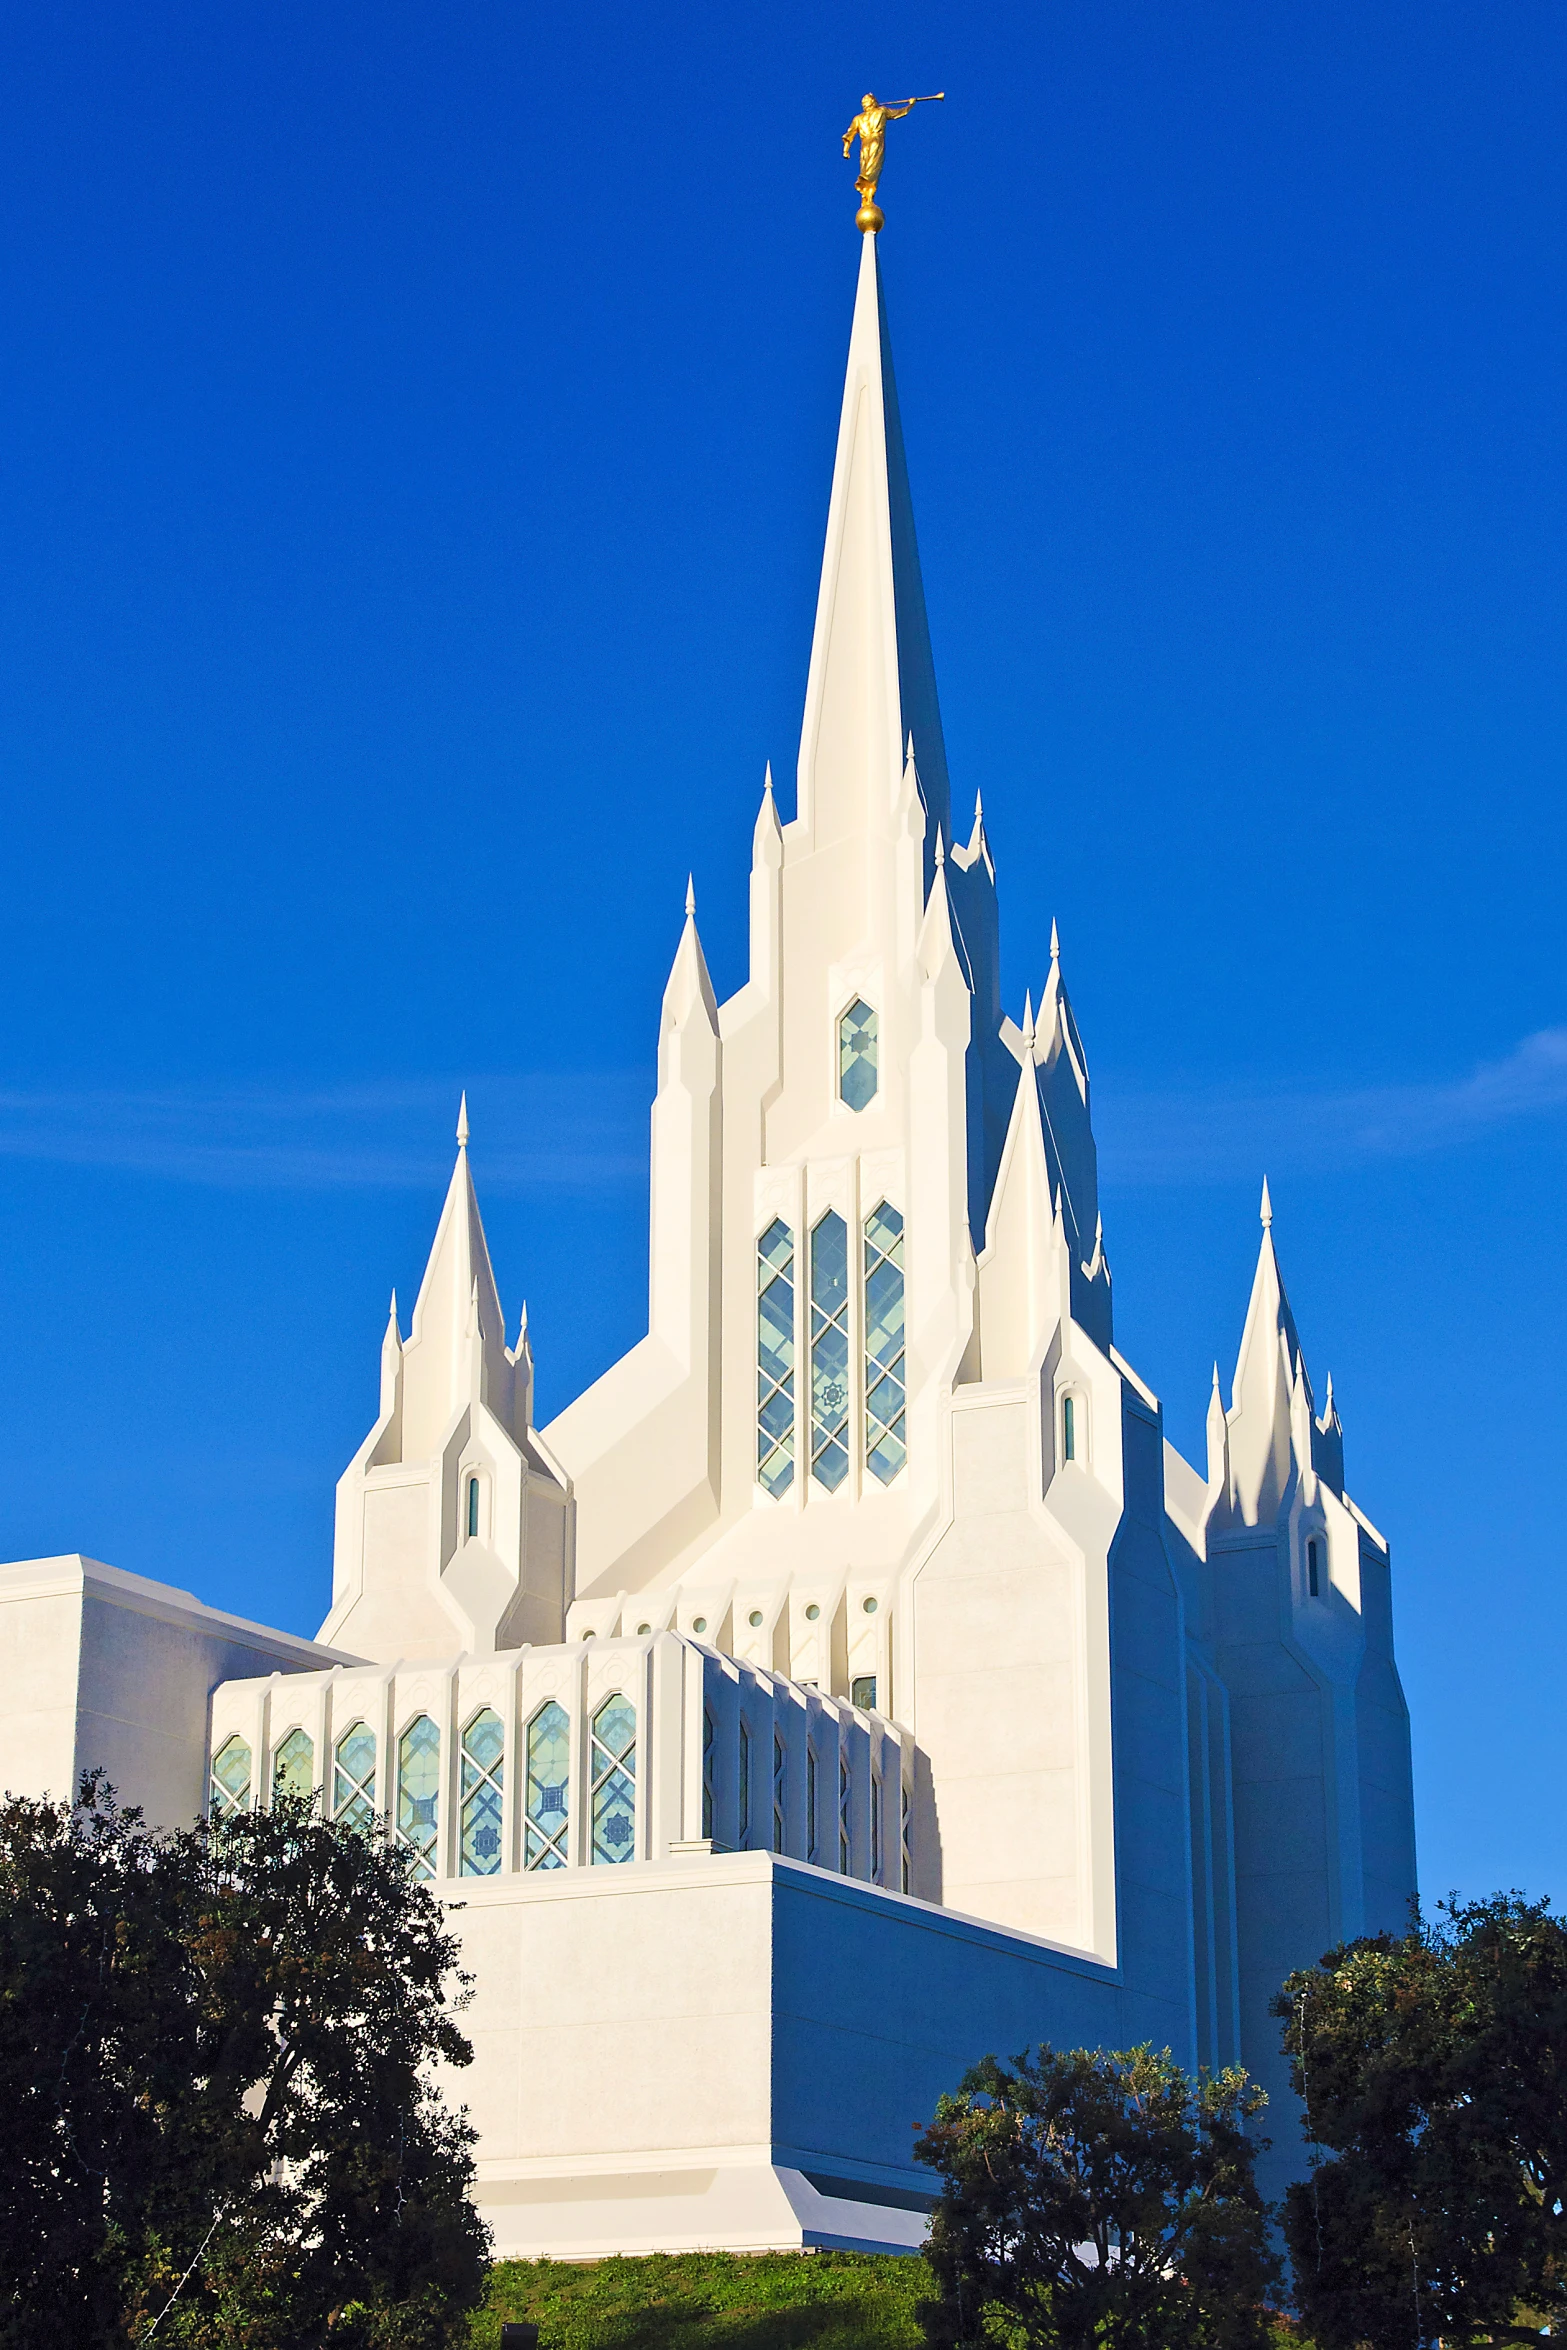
[271,1727,314,1804]
[333,1722,376,1834]
[210,1734,251,1819]
[810,1212,850,1491]
[871,1771,882,1880]
[702,1707,714,1840]
[1063,1394,1077,1462]
[773,1733,785,1853]
[591,1695,636,1865]
[397,1715,441,1880]
[460,1708,504,1876]
[756,1220,795,1497]
[839,1753,851,1875]
[739,1720,750,1845]
[467,1476,480,1538]
[864,1202,906,1485]
[525,1701,570,1870]
[807,1748,818,1862]
[901,1780,912,1895]
[838,999,878,1112]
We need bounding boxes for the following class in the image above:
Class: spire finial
[1050,916,1061,965]
[762,760,774,798]
[388,1288,399,1324]
[973,786,984,823]
[842,91,945,232]
[1260,1174,1273,1230]
[934,825,946,869]
[1211,1360,1222,1394]
[685,873,696,919]
[456,1093,470,1149]
[1022,989,1035,1049]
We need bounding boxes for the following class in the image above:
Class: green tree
[0,1772,489,2350]
[912,2042,1279,2350]
[1277,1893,1567,2350]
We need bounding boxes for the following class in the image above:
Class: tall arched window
[900,1780,912,1895]
[466,1476,480,1539]
[702,1707,714,1840]
[739,1720,751,1845]
[838,1753,852,1875]
[871,1770,883,1880]
[460,1708,504,1876]
[810,1211,850,1491]
[756,1220,795,1496]
[333,1722,376,1833]
[807,1748,819,1863]
[524,1701,569,1870]
[209,1734,251,1819]
[838,998,878,1110]
[773,1733,786,1853]
[1062,1394,1077,1462]
[271,1727,314,1804]
[591,1695,637,1865]
[863,1202,906,1483]
[1307,1536,1322,1599]
[397,1715,441,1880]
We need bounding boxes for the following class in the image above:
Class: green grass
[473,2251,931,2350]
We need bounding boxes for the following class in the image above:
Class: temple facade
[0,228,1416,2255]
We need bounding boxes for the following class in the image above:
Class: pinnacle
[1021,990,1035,1049]
[762,760,774,798]
[1050,917,1061,965]
[685,873,696,919]
[934,825,946,869]
[456,1093,470,1150]
[1260,1174,1273,1230]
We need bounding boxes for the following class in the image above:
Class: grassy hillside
[474,2251,930,2350]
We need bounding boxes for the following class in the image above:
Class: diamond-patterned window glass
[863,1202,906,1486]
[838,998,879,1112]
[397,1715,441,1880]
[525,1701,570,1870]
[460,1708,504,1877]
[756,1220,795,1497]
[838,1753,851,1875]
[901,1780,912,1895]
[591,1695,637,1866]
[702,1707,714,1841]
[209,1735,251,1819]
[271,1728,314,1805]
[810,1212,850,1492]
[333,1722,376,1834]
[772,1733,786,1853]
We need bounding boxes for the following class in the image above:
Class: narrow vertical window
[1307,1537,1321,1598]
[838,1754,851,1875]
[591,1695,636,1864]
[810,1211,850,1491]
[807,1748,818,1862]
[467,1476,480,1538]
[772,1733,786,1853]
[838,998,879,1111]
[271,1727,314,1804]
[209,1734,251,1819]
[460,1708,504,1876]
[863,1202,906,1483]
[871,1771,882,1880]
[901,1780,912,1895]
[702,1707,714,1840]
[397,1715,441,1880]
[1062,1394,1077,1462]
[739,1720,751,1846]
[524,1701,570,1870]
[333,1722,377,1834]
[757,1220,795,1496]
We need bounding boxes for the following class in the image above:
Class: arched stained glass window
[525,1701,570,1870]
[1063,1394,1077,1462]
[756,1220,795,1497]
[210,1734,251,1819]
[591,1695,636,1865]
[397,1715,441,1880]
[839,1753,852,1875]
[460,1709,504,1876]
[838,999,878,1111]
[467,1476,480,1538]
[864,1202,906,1485]
[333,1722,376,1834]
[773,1732,786,1853]
[810,1211,850,1491]
[271,1727,314,1804]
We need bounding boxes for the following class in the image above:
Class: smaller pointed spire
[456,1093,470,1150]
[1324,1370,1334,1414]
[518,1298,530,1344]
[1050,916,1061,965]
[387,1288,399,1331]
[1021,990,1035,1050]
[974,786,984,824]
[1260,1174,1273,1230]
[762,760,774,801]
[934,825,946,869]
[685,873,696,919]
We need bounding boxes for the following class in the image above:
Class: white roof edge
[0,1554,362,1665]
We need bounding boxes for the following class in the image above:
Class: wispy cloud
[0,1075,649,1192]
[1098,1028,1567,1185]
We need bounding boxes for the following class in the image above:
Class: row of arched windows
[755,1201,906,1496]
[208,1694,639,1879]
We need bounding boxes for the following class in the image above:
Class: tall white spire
[795,232,951,875]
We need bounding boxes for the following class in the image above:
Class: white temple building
[0,227,1416,2255]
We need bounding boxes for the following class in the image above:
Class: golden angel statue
[842,90,944,230]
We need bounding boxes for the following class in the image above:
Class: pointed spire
[934,826,946,869]
[456,1092,470,1149]
[1021,990,1035,1050]
[386,1288,400,1338]
[685,873,696,919]
[1050,917,1060,966]
[1260,1174,1273,1229]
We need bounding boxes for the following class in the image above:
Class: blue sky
[1,3,1563,1905]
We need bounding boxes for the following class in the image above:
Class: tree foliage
[0,1773,489,2350]
[1277,1893,1567,2350]
[912,2042,1280,2350]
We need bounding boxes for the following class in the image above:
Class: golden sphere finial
[856,200,885,235]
